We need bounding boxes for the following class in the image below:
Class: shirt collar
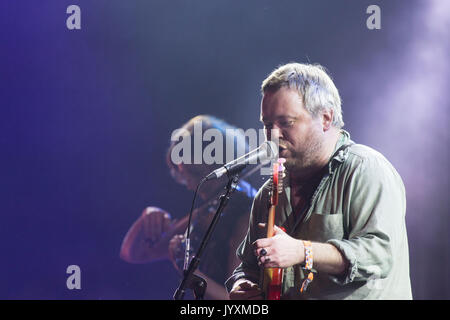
[327,129,352,174]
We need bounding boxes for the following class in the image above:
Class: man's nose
[266,127,283,143]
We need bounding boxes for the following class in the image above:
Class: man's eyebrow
[261,115,297,123]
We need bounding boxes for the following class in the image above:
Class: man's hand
[253,224,304,268]
[168,234,185,273]
[229,279,263,300]
[141,206,173,245]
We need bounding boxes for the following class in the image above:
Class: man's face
[176,163,224,200]
[176,164,209,191]
[261,87,324,173]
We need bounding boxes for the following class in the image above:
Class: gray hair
[261,63,344,128]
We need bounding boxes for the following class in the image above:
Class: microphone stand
[173,173,240,300]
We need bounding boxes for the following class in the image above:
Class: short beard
[284,135,324,179]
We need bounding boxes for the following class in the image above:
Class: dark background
[1,0,448,299]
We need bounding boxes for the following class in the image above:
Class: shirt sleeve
[225,189,266,292]
[327,153,406,285]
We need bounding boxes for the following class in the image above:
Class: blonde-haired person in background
[120,115,256,300]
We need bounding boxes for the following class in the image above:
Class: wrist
[297,239,305,265]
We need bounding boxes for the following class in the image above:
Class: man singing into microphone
[226,63,412,299]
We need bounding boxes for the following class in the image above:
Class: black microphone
[204,141,278,181]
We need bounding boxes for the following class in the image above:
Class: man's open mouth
[279,145,287,154]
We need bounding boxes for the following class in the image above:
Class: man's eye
[280,120,294,127]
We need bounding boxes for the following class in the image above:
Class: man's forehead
[260,88,305,118]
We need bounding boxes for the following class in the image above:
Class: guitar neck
[266,205,276,238]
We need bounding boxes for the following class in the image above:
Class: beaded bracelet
[300,240,314,293]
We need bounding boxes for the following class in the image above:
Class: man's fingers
[233,279,259,292]
[252,238,271,251]
[273,224,286,234]
[237,291,263,300]
[257,254,274,267]
[163,213,172,232]
[257,223,286,234]
[254,247,269,257]
[141,207,172,242]
[230,281,262,300]
[230,290,262,300]
[236,281,258,290]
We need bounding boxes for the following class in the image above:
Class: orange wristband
[300,240,314,293]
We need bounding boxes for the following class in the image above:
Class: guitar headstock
[277,158,286,194]
[270,158,286,206]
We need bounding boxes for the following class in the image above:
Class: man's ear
[321,108,334,132]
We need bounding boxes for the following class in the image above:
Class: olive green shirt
[225,130,412,299]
